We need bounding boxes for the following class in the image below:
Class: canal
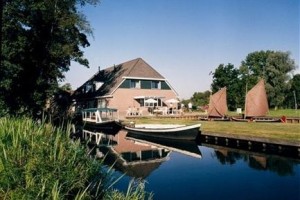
[84,128,300,200]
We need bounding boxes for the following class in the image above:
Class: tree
[285,74,300,109]
[0,0,99,116]
[211,63,241,110]
[190,91,211,107]
[240,51,297,109]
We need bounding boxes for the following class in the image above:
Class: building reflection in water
[83,128,201,179]
[82,127,299,178]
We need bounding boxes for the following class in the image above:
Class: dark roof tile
[73,58,166,99]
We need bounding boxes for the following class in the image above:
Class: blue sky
[64,0,299,99]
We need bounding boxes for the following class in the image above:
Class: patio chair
[138,108,143,116]
[162,107,168,115]
[126,108,132,116]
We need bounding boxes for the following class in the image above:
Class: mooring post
[262,143,266,151]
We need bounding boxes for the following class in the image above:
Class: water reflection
[82,127,201,179]
[203,143,300,176]
[81,127,300,178]
[79,128,300,199]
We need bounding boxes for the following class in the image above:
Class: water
[84,128,300,200]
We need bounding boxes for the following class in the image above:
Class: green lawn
[125,115,300,145]
[267,109,300,117]
[227,109,300,118]
[200,121,300,144]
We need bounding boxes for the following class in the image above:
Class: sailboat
[206,87,229,120]
[232,79,281,122]
[244,79,269,117]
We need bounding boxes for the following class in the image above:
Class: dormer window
[84,82,94,93]
[130,80,140,89]
[151,81,160,89]
[94,81,104,91]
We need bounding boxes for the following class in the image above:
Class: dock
[82,129,117,146]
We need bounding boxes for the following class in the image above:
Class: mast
[244,82,248,119]
[207,90,212,118]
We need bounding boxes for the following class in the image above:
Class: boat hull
[83,120,122,134]
[231,117,282,123]
[125,124,201,140]
[126,133,202,158]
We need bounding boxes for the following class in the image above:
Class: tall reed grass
[0,117,151,199]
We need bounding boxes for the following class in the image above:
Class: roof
[73,58,167,99]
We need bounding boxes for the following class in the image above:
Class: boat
[126,133,202,158]
[244,79,269,118]
[231,79,280,122]
[124,123,201,140]
[252,117,282,123]
[231,117,250,122]
[82,107,122,129]
[208,87,228,119]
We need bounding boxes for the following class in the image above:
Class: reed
[0,117,150,199]
[104,179,153,200]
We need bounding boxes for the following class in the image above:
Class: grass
[0,117,104,199]
[0,117,151,200]
[125,114,300,145]
[267,109,300,117]
[200,121,300,143]
[227,108,300,118]
[104,179,153,200]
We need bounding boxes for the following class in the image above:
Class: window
[85,83,93,93]
[130,80,140,88]
[151,81,160,89]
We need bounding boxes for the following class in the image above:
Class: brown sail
[208,87,228,117]
[245,79,269,117]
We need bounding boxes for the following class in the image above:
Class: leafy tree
[60,83,72,91]
[48,83,74,125]
[211,63,241,110]
[285,74,300,109]
[240,51,297,109]
[0,0,99,116]
[191,90,211,106]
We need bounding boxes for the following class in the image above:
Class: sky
[63,0,299,99]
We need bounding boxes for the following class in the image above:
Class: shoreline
[123,114,300,148]
[201,131,300,147]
